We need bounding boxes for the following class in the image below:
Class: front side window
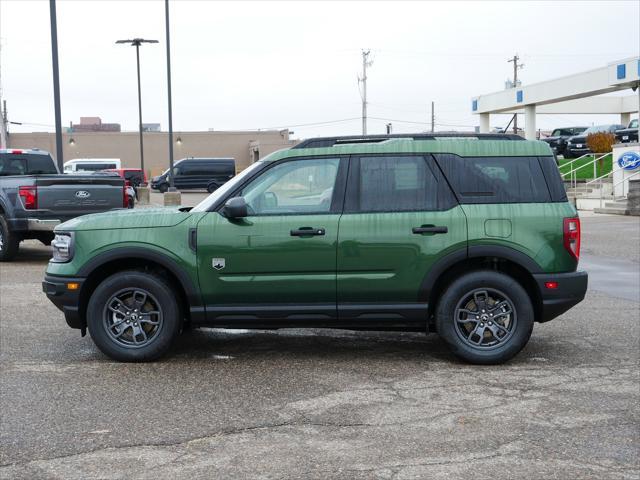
[347,155,454,213]
[240,158,340,215]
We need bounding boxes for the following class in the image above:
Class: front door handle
[290,227,325,237]
[412,225,448,235]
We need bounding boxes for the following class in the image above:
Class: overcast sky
[1,0,638,139]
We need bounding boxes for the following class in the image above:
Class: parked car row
[543,120,638,158]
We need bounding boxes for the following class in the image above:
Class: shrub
[586,132,615,154]
[586,132,615,172]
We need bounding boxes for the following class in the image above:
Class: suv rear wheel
[435,270,534,364]
[206,182,219,193]
[86,271,182,362]
[0,215,19,261]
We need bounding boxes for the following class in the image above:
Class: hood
[56,207,190,232]
[567,135,586,143]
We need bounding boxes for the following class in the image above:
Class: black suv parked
[542,127,587,156]
[151,158,235,193]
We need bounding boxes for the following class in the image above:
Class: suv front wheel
[435,270,534,364]
[86,271,182,362]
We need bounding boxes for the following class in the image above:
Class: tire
[158,184,168,193]
[435,270,534,365]
[127,197,135,209]
[206,182,219,194]
[86,271,182,362]
[0,215,19,261]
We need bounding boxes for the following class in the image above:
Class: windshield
[191,162,263,212]
[630,119,638,129]
[581,125,610,135]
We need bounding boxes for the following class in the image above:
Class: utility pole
[358,50,372,135]
[508,54,524,135]
[49,0,64,171]
[431,101,435,132]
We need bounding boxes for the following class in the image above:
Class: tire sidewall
[0,215,18,261]
[87,271,181,362]
[207,182,218,193]
[436,270,534,364]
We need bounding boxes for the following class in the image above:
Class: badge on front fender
[212,258,225,270]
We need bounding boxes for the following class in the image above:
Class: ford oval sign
[617,151,640,171]
[75,190,91,199]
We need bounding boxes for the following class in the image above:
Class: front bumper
[42,274,86,330]
[533,271,588,322]
[565,146,590,156]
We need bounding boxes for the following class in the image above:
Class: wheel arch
[77,247,203,327]
[421,246,543,327]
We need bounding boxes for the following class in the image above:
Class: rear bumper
[9,217,63,232]
[27,218,61,231]
[533,271,588,322]
[42,274,86,329]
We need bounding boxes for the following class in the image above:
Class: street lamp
[115,38,158,179]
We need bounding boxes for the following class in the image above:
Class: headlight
[51,232,74,263]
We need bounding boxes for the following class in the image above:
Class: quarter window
[435,154,551,203]
[240,158,340,215]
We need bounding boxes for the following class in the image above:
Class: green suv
[43,134,587,364]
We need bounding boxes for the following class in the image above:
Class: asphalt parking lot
[0,209,638,479]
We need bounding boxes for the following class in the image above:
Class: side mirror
[223,197,248,218]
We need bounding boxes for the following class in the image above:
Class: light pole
[49,0,64,171]
[164,0,175,192]
[116,38,158,180]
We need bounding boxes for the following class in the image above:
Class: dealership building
[7,127,296,177]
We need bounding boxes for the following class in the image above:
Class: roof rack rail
[292,133,524,149]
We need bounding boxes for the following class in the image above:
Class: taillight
[563,217,581,261]
[19,186,37,210]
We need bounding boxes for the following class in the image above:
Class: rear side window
[435,154,551,204]
[538,156,567,202]
[0,154,57,175]
[345,155,456,213]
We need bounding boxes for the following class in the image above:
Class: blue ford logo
[75,190,91,199]
[617,151,640,171]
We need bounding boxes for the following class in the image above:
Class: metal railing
[597,169,640,208]
[559,153,610,191]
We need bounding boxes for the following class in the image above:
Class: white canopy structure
[472,57,640,140]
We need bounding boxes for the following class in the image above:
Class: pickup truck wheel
[435,271,534,365]
[0,216,19,261]
[87,271,182,362]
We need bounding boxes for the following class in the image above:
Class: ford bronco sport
[43,134,588,364]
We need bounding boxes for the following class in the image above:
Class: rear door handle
[290,227,325,237]
[412,225,448,234]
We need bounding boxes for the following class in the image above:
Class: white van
[63,158,121,173]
